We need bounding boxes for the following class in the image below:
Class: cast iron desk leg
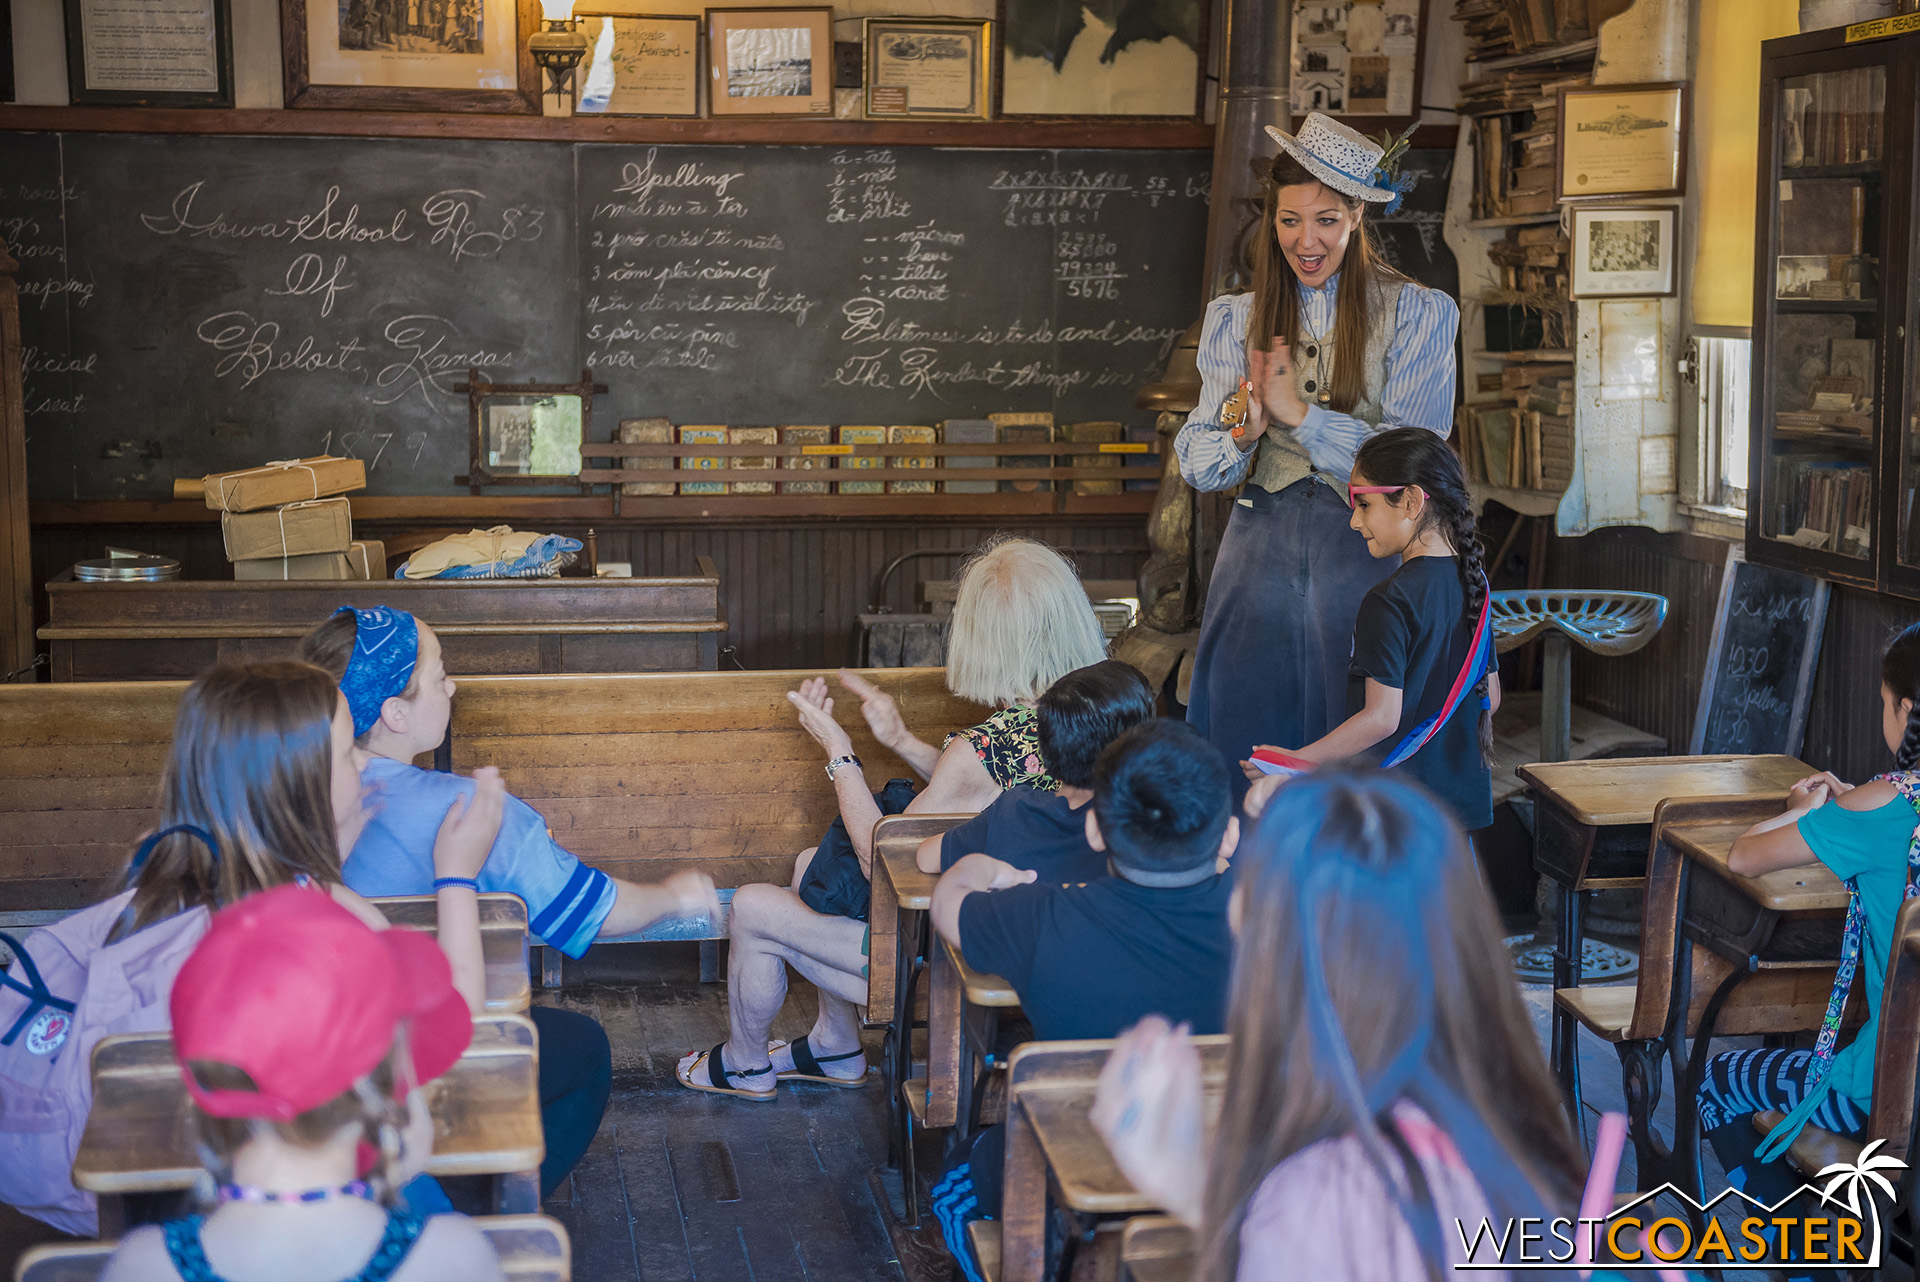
[1551,876,1587,1133]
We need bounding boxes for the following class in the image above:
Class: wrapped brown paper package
[221,498,354,562]
[233,552,355,581]
[347,540,386,580]
[201,457,366,513]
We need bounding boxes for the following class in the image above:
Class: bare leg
[680,882,867,1092]
[789,846,819,893]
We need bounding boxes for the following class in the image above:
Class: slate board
[1690,545,1831,757]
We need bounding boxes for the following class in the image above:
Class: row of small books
[613,416,1157,496]
[1456,401,1573,493]
[1773,457,1872,558]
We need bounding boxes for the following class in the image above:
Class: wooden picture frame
[1569,206,1678,299]
[862,17,991,121]
[461,368,606,493]
[1556,81,1689,203]
[704,6,832,117]
[1287,0,1426,138]
[995,0,1204,120]
[575,12,701,117]
[63,0,235,107]
[282,0,540,112]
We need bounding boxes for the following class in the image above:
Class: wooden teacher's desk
[39,560,725,681]
[73,1015,544,1234]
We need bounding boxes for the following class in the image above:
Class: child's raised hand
[663,869,722,924]
[433,766,503,881]
[1090,1016,1206,1228]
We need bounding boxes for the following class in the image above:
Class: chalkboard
[1370,148,1457,305]
[0,132,1220,499]
[1689,545,1831,757]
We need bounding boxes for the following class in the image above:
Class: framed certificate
[575,12,700,116]
[1557,81,1689,202]
[863,17,990,120]
[63,0,234,106]
[704,6,832,116]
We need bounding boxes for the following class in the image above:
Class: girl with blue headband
[1090,770,1582,1280]
[1697,621,1920,1243]
[300,606,721,1201]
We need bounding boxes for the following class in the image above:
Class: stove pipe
[1200,0,1289,301]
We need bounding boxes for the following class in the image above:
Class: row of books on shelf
[1454,0,1592,60]
[1456,401,1573,493]
[1786,69,1886,170]
[1772,458,1871,556]
[1467,112,1566,219]
[1487,225,1571,294]
[609,416,1157,496]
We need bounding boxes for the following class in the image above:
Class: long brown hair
[1249,153,1411,414]
[117,662,346,939]
[1196,770,1582,1282]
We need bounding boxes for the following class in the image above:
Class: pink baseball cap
[170,884,473,1121]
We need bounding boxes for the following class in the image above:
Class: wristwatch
[825,754,862,780]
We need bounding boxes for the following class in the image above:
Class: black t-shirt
[957,872,1233,1042]
[938,785,1108,883]
[1348,555,1497,831]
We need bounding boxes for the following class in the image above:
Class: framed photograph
[463,369,602,492]
[998,0,1203,118]
[863,17,990,120]
[704,6,832,117]
[1287,0,1424,133]
[282,0,539,111]
[63,0,234,106]
[576,12,699,116]
[1570,206,1677,299]
[1557,81,1688,202]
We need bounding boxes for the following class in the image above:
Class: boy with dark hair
[928,719,1238,1281]
[915,659,1155,882]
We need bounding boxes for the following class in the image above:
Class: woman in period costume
[1177,113,1460,794]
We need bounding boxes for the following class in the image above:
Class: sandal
[676,1043,776,1101]
[772,1035,869,1088]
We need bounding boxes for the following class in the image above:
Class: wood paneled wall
[29,518,1148,672]
[1545,525,1916,783]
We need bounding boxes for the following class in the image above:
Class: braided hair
[1351,429,1494,764]
[1883,622,1920,771]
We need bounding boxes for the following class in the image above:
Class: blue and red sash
[1380,584,1494,768]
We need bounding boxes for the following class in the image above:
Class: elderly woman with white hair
[678,535,1110,1100]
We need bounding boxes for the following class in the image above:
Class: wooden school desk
[924,935,1018,1136]
[72,1015,544,1235]
[1520,754,1811,1110]
[998,1036,1229,1282]
[373,892,530,1015]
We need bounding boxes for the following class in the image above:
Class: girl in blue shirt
[1699,620,1920,1212]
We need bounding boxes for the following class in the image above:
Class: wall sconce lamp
[528,0,590,116]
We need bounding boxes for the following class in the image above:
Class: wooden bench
[0,669,981,949]
[73,1014,544,1234]
[12,1213,571,1282]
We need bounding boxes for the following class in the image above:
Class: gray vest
[1249,277,1408,494]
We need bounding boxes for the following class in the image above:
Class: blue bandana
[335,606,419,737]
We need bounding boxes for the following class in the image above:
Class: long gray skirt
[1188,478,1396,799]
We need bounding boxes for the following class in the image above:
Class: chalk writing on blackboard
[1690,546,1830,757]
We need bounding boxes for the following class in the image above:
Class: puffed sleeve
[1174,293,1259,493]
[1290,284,1460,486]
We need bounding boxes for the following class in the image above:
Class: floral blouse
[947,704,1053,792]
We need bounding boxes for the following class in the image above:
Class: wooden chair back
[0,668,982,911]
[12,1213,571,1282]
[1864,894,1920,1160]
[868,812,973,1018]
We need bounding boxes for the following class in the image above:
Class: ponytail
[1352,429,1494,765]
[1885,622,1920,772]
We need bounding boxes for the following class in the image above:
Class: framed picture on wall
[574,12,700,116]
[862,17,991,121]
[1287,0,1425,135]
[1569,206,1678,299]
[63,0,235,106]
[704,7,833,116]
[997,0,1203,118]
[282,0,540,111]
[1557,82,1689,202]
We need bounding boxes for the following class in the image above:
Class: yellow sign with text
[1847,12,1920,40]
[1098,443,1150,453]
[800,444,854,456]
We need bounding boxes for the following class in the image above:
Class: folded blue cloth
[395,534,582,580]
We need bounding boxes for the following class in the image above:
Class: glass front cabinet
[1750,28,1920,593]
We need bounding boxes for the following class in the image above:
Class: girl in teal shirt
[1697,621,1920,1212]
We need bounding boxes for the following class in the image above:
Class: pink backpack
[0,889,209,1234]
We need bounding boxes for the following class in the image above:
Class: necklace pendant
[1317,393,1331,405]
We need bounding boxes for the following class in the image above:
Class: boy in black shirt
[928,719,1237,1279]
[916,659,1156,884]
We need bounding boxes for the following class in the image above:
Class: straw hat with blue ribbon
[1265,113,1419,214]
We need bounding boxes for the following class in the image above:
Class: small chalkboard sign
[1689,545,1831,756]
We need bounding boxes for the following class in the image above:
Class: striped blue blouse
[1174,277,1460,492]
